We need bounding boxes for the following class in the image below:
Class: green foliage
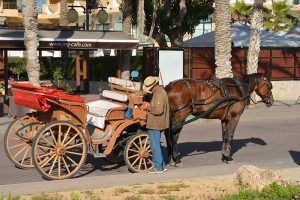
[161,195,182,200]
[70,192,80,200]
[8,57,27,80]
[41,57,75,80]
[263,0,298,32]
[52,67,64,81]
[131,0,214,46]
[124,195,143,200]
[89,56,142,81]
[157,183,189,192]
[217,182,300,200]
[231,0,252,24]
[138,188,155,194]
[81,190,101,200]
[31,192,63,200]
[89,57,118,81]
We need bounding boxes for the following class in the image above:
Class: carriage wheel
[32,121,87,180]
[124,132,154,173]
[4,113,43,169]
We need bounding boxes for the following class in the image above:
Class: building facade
[0,0,123,31]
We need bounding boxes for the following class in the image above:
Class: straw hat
[143,76,160,91]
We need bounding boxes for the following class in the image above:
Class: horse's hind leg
[171,128,183,166]
[164,128,173,164]
[221,115,240,163]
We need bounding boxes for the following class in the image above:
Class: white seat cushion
[108,77,141,91]
[102,90,128,102]
[86,100,122,129]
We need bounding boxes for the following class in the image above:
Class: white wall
[272,80,300,101]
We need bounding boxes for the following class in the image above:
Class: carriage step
[92,152,106,158]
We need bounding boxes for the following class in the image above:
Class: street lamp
[66,2,108,30]
[66,8,78,24]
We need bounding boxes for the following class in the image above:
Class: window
[113,22,122,31]
[96,24,110,31]
[3,0,17,9]
[192,18,212,38]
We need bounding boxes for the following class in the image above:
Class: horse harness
[172,78,251,118]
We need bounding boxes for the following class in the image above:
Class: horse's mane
[242,73,264,85]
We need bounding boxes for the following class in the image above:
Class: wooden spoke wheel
[32,121,87,180]
[124,132,154,173]
[4,114,43,169]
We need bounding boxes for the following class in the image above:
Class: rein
[170,79,249,114]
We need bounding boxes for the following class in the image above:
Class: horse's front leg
[221,115,240,163]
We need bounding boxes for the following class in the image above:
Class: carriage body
[4,81,153,180]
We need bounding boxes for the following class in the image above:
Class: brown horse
[164,73,274,165]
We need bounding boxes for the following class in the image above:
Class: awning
[0,29,139,50]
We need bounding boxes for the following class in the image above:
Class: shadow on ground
[289,151,300,166]
[176,137,267,159]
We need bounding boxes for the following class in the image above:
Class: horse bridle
[254,77,273,104]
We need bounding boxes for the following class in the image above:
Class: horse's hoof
[174,162,183,168]
[169,161,176,167]
[222,156,234,164]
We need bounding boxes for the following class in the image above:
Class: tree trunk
[23,0,40,86]
[214,0,233,79]
[137,0,145,40]
[0,0,3,13]
[59,0,68,26]
[121,0,132,80]
[91,9,98,30]
[91,0,102,30]
[149,0,157,38]
[247,0,264,104]
[164,0,171,17]
[153,32,168,47]
[247,0,264,74]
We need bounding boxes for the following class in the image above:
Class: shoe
[147,168,167,174]
[162,168,168,173]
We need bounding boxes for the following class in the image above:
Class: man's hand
[141,102,150,110]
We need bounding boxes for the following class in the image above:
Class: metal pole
[86,0,89,30]
[84,0,89,93]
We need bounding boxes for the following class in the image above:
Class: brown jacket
[146,86,170,130]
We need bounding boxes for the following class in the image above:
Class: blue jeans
[148,129,165,170]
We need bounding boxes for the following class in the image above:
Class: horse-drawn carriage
[4,76,154,180]
[4,72,274,180]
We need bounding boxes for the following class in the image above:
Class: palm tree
[0,0,3,13]
[59,0,69,26]
[247,0,264,75]
[137,0,145,40]
[149,0,157,38]
[263,0,297,32]
[215,0,233,79]
[121,0,132,80]
[231,0,252,24]
[22,0,40,86]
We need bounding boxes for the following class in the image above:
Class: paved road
[0,103,300,195]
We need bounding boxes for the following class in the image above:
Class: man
[142,76,170,174]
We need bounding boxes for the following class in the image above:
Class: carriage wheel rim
[4,114,39,168]
[125,133,154,173]
[32,121,87,180]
